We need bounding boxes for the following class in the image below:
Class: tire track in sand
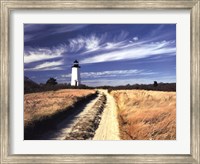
[93,90,120,140]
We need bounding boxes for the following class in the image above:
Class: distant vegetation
[24,76,91,94]
[46,77,58,86]
[100,82,176,92]
[24,76,176,94]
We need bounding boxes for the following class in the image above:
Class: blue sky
[24,24,176,86]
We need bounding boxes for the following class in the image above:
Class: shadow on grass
[24,93,98,140]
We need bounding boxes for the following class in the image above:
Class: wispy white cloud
[24,45,66,63]
[61,69,157,79]
[61,74,71,78]
[24,31,132,65]
[81,69,142,78]
[68,31,130,54]
[34,60,64,69]
[149,25,165,37]
[50,25,88,35]
[85,35,100,50]
[24,34,36,42]
[24,24,88,42]
[69,37,85,52]
[81,40,175,64]
[113,30,129,42]
[133,36,139,41]
[69,34,105,53]
[25,60,64,71]
[104,41,125,50]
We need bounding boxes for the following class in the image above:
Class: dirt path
[93,90,120,140]
[36,89,120,140]
[38,93,102,140]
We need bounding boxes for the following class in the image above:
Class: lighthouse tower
[71,60,81,86]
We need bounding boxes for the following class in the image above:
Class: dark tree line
[46,77,58,86]
[25,76,176,94]
[24,77,92,94]
[105,82,176,93]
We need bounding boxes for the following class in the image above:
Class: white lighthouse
[71,60,81,86]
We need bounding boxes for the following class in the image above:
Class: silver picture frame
[0,0,199,163]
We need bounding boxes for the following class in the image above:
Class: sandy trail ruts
[38,93,101,140]
[93,90,120,140]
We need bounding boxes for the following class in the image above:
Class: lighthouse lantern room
[71,60,81,86]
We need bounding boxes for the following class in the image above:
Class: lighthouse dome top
[74,60,79,63]
[72,60,80,68]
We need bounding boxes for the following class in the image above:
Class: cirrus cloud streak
[61,69,157,79]
[25,60,64,71]
[81,40,175,64]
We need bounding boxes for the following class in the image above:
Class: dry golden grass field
[111,90,176,140]
[24,89,95,128]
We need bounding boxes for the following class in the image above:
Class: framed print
[0,0,199,163]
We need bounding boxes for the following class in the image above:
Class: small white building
[71,60,81,86]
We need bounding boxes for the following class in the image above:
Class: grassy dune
[24,89,96,128]
[111,90,176,140]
